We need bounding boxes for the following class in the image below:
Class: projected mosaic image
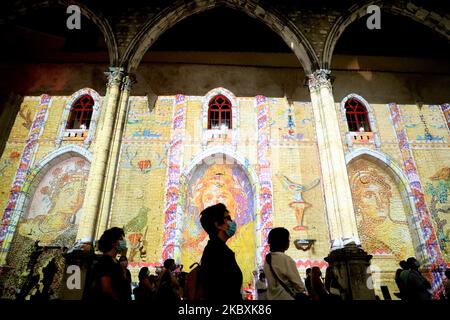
[19,157,90,247]
[181,161,256,284]
[348,158,415,260]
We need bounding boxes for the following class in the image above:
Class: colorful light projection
[161,94,186,261]
[180,161,256,285]
[278,175,320,231]
[18,157,90,246]
[0,95,51,264]
[256,95,274,264]
[348,159,415,259]
[389,102,446,297]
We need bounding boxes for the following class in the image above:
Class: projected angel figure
[278,175,320,231]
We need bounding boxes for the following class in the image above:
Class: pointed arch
[323,0,450,68]
[201,88,239,145]
[1,145,92,269]
[179,148,260,281]
[19,145,92,209]
[345,148,427,261]
[183,147,258,189]
[123,0,318,74]
[182,147,260,247]
[0,0,118,65]
[340,93,382,149]
[56,88,102,147]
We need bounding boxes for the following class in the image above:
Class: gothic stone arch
[345,148,427,262]
[123,0,318,74]
[323,0,450,69]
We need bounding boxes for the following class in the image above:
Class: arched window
[345,98,371,132]
[208,94,232,129]
[66,95,94,129]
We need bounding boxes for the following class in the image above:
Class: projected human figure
[349,162,413,259]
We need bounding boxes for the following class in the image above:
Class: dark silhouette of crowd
[393,257,441,301]
[84,204,450,303]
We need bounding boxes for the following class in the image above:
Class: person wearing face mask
[88,227,130,302]
[199,203,243,302]
[400,257,432,301]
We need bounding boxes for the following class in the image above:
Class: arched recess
[345,148,427,260]
[55,88,102,147]
[346,148,426,257]
[1,145,92,299]
[177,147,259,284]
[346,148,428,296]
[0,0,118,65]
[7,145,92,249]
[123,0,318,74]
[322,0,450,68]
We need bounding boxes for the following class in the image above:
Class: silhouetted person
[200,203,243,302]
[394,260,408,299]
[156,258,181,303]
[177,264,187,296]
[88,227,130,302]
[304,268,312,296]
[400,257,431,301]
[133,267,155,302]
[324,266,344,301]
[444,269,450,301]
[311,266,329,301]
[263,227,307,300]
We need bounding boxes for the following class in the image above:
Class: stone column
[59,250,97,300]
[307,69,360,250]
[324,243,376,300]
[95,75,135,239]
[76,67,124,245]
[308,69,375,300]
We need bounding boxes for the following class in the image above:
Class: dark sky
[151,7,291,53]
[1,6,448,61]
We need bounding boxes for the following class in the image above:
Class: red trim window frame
[345,98,371,132]
[66,95,94,129]
[208,94,232,129]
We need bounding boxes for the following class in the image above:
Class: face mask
[118,239,127,252]
[225,220,237,238]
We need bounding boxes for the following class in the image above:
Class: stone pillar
[95,75,135,239]
[76,67,124,244]
[324,243,376,300]
[307,69,360,250]
[58,250,98,300]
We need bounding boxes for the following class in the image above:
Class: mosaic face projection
[180,154,256,284]
[19,156,90,247]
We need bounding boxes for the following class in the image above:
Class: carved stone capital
[307,69,332,91]
[121,74,136,92]
[105,67,125,88]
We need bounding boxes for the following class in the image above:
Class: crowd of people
[87,203,450,302]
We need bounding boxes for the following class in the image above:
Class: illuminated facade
[0,0,449,300]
